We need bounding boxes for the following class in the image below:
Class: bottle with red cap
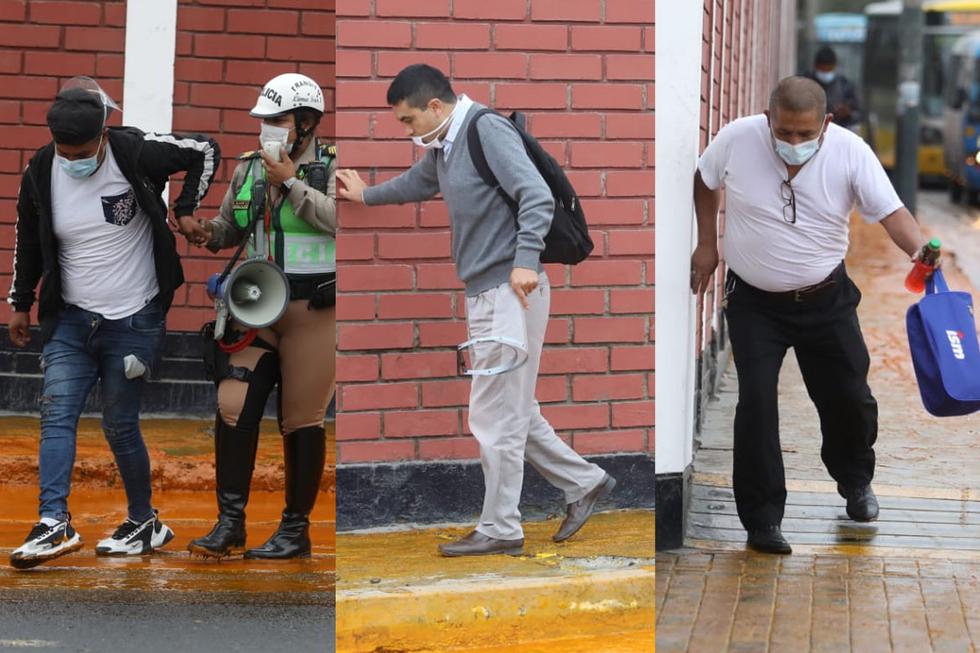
[905,238,942,293]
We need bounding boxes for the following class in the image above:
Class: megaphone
[207,258,290,330]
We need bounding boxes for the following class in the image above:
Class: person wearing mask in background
[7,77,219,569]
[182,73,336,560]
[337,64,615,558]
[804,45,862,132]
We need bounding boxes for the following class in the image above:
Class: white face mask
[411,104,457,150]
[771,123,826,166]
[814,70,837,84]
[259,122,291,158]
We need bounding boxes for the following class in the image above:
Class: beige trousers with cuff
[466,271,606,540]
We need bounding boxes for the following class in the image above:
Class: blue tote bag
[905,268,980,416]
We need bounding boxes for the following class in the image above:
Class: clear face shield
[60,75,121,121]
[457,335,529,377]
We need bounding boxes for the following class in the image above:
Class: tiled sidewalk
[657,550,978,653]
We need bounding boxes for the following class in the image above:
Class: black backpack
[466,109,593,265]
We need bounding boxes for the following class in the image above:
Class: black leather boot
[245,426,325,560]
[188,417,260,558]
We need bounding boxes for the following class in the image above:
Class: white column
[122,0,178,133]
[654,0,704,477]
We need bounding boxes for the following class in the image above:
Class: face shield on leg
[459,285,533,377]
[457,335,529,377]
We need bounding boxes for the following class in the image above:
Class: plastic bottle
[905,238,942,293]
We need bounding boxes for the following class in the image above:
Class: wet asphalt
[0,589,334,653]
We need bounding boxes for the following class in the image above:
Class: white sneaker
[95,510,174,556]
[10,515,83,570]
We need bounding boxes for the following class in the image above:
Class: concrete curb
[336,565,654,652]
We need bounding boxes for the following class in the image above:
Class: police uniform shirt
[698,115,903,292]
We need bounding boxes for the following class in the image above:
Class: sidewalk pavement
[657,197,980,652]
[336,510,654,652]
[0,418,334,602]
[658,550,978,653]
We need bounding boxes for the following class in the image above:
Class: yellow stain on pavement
[0,484,335,593]
[0,417,337,494]
[685,538,980,561]
[335,510,654,652]
[463,630,655,653]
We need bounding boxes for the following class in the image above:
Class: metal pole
[895,0,923,214]
[802,0,818,72]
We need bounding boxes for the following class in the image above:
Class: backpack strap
[466,109,519,215]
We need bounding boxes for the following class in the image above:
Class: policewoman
[183,73,336,559]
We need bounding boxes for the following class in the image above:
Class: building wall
[0,0,336,333]
[654,0,795,547]
[335,0,654,465]
[694,0,796,428]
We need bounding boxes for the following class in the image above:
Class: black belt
[288,274,335,301]
[735,262,844,304]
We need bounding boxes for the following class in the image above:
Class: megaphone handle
[214,304,227,341]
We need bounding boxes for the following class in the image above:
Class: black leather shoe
[553,474,617,542]
[838,483,879,522]
[438,531,524,557]
[746,525,792,555]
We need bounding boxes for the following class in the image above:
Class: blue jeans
[38,300,164,522]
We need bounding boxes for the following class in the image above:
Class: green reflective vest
[233,144,335,275]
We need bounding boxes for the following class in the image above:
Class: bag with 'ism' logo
[906,268,980,416]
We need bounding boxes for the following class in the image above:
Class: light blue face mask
[814,70,836,84]
[56,133,103,179]
[772,125,825,166]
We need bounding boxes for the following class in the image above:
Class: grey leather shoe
[553,474,617,542]
[438,530,524,557]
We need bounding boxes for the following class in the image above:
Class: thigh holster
[201,322,275,386]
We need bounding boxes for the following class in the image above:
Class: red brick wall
[0,0,128,326]
[170,0,336,331]
[694,0,779,357]
[335,0,654,464]
[0,1,336,332]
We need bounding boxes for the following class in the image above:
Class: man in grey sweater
[338,64,615,557]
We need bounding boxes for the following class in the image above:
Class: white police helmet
[249,73,324,118]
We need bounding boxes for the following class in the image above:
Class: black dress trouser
[723,263,878,531]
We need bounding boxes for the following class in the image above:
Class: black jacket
[8,126,220,342]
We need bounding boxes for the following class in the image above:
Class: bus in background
[863,0,980,185]
[943,30,980,203]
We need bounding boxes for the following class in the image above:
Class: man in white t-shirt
[6,78,219,569]
[691,76,928,554]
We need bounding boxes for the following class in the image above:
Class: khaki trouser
[466,272,606,540]
[218,300,336,433]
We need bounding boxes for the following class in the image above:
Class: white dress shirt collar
[441,94,474,156]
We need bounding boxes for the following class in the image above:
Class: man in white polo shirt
[690,76,928,554]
